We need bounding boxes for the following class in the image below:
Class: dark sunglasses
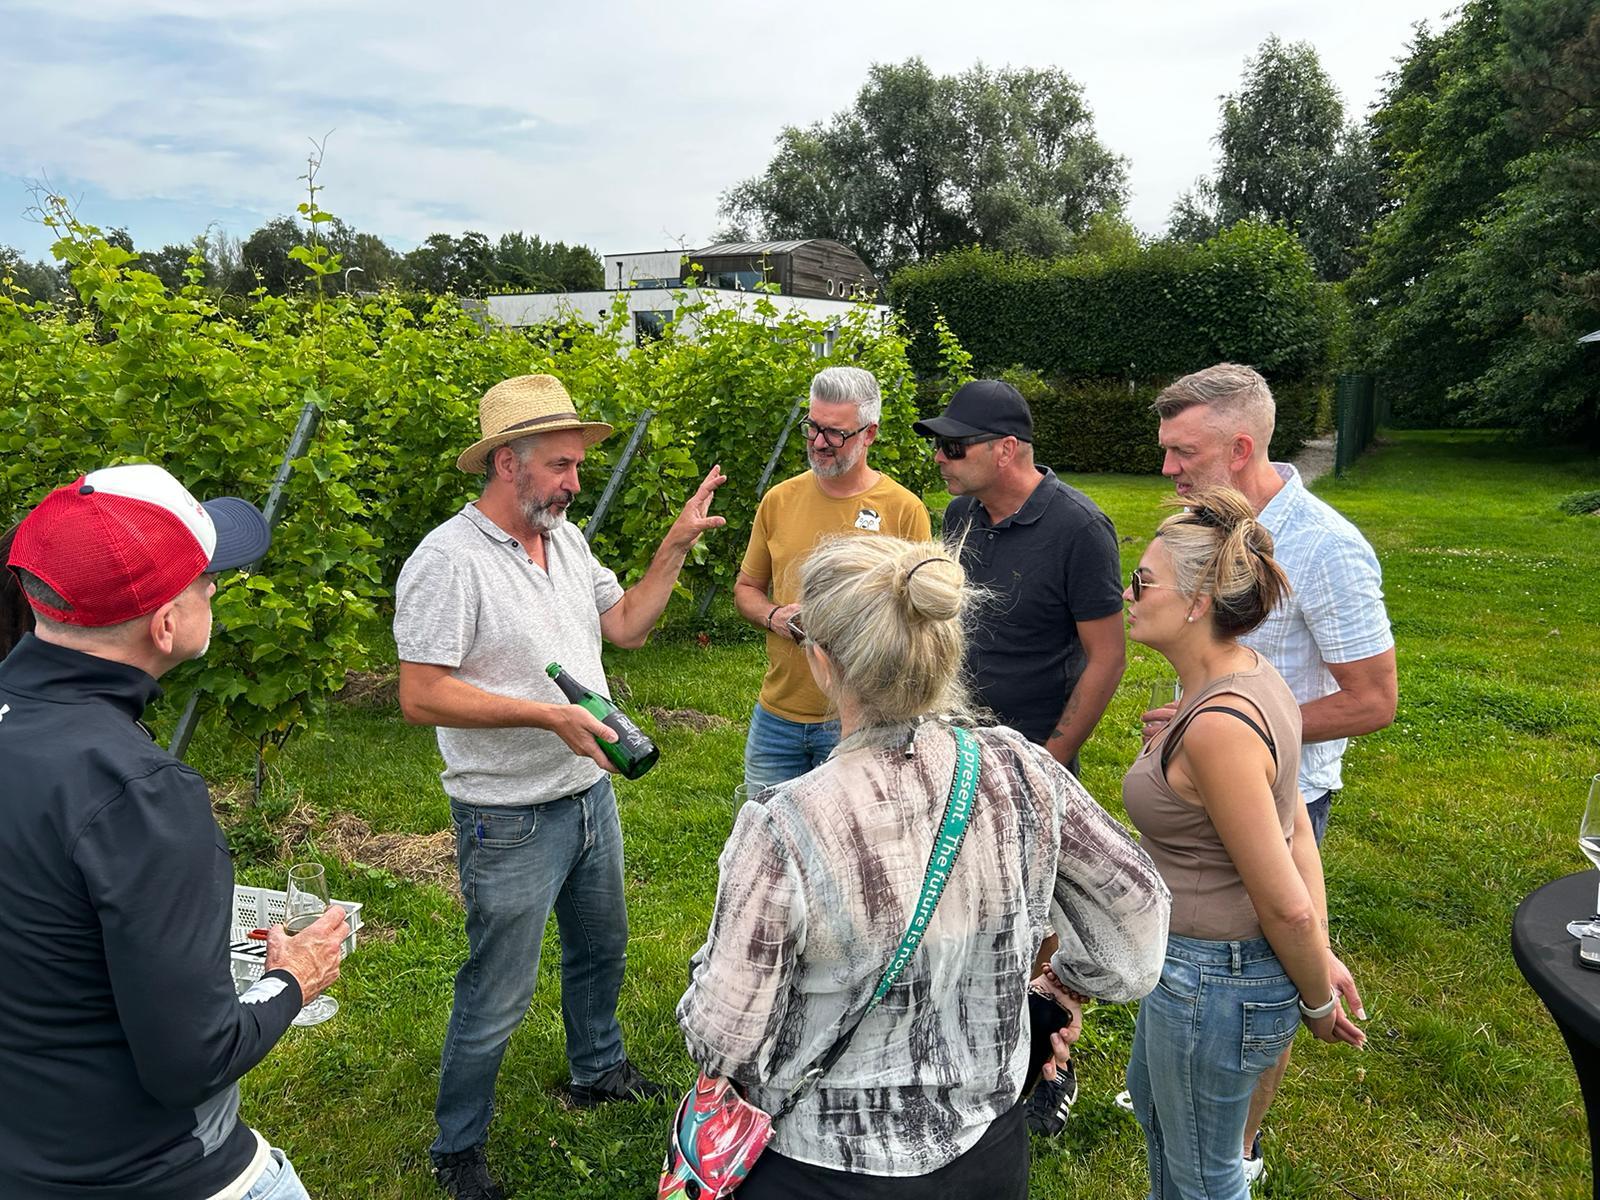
[800,418,870,448]
[930,433,1003,460]
[1128,570,1173,602]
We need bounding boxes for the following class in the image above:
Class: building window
[634,310,672,346]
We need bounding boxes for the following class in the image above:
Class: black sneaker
[566,1058,670,1107]
[432,1145,505,1200]
[1026,1059,1079,1136]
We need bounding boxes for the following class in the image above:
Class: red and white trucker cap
[8,463,272,627]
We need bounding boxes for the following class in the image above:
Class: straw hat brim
[456,419,614,474]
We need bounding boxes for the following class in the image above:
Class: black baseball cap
[912,379,1033,442]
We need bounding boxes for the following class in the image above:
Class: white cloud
[0,0,1461,258]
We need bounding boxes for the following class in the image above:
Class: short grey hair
[482,433,543,481]
[1151,363,1276,443]
[810,366,882,426]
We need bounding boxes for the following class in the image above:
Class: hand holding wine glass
[273,863,346,1024]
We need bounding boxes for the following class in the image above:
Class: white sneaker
[1242,1131,1266,1187]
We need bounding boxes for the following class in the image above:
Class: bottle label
[603,712,654,757]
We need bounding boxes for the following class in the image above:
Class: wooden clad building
[686,239,882,301]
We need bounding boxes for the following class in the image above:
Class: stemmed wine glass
[1566,775,1600,939]
[286,863,340,1026]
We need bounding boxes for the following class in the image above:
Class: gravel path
[1292,433,1336,487]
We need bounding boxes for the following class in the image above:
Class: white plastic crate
[228,885,363,992]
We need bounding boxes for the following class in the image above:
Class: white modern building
[480,239,890,348]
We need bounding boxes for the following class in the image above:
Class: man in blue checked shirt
[1147,362,1395,1190]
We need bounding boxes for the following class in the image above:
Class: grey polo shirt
[393,502,625,807]
[943,467,1123,743]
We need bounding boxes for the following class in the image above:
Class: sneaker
[432,1146,505,1200]
[1242,1130,1266,1188]
[1026,1059,1079,1136]
[566,1058,670,1107]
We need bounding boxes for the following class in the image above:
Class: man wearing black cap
[917,380,1125,772]
[0,464,348,1200]
[916,380,1126,1136]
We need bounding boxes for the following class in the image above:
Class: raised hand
[664,464,728,553]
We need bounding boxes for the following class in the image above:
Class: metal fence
[1334,373,1389,476]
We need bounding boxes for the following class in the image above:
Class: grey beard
[522,494,571,532]
[808,450,850,479]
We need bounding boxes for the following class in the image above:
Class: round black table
[1512,871,1600,1196]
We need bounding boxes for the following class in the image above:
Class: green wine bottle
[545,662,660,780]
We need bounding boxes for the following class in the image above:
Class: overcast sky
[0,0,1462,263]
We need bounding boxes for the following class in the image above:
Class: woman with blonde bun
[677,535,1169,1198]
[1122,486,1366,1200]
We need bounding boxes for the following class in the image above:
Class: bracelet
[765,605,779,631]
[1298,992,1338,1020]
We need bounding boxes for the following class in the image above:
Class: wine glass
[1566,775,1600,939]
[1148,680,1182,710]
[285,863,340,1025]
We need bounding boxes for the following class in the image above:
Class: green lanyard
[777,724,981,1118]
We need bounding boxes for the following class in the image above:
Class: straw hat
[456,375,614,474]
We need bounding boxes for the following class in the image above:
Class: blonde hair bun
[899,551,963,623]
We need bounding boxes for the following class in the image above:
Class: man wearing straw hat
[395,374,726,1200]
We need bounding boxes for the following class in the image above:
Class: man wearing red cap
[0,464,349,1200]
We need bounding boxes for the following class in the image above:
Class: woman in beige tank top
[1120,487,1365,1200]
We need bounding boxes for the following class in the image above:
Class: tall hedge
[892,221,1341,469]
[892,221,1339,379]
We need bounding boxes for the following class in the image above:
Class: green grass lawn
[187,429,1600,1198]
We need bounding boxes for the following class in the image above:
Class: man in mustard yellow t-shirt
[733,367,931,790]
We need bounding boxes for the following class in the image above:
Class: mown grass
[183,429,1600,1198]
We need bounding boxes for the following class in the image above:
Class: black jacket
[0,634,302,1199]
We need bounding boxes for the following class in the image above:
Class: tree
[236,216,304,294]
[721,58,1127,273]
[137,244,200,292]
[1,245,66,302]
[1349,0,1600,441]
[492,232,603,292]
[1168,37,1382,280]
[341,231,403,289]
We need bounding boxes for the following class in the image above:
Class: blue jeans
[240,1146,309,1200]
[743,703,840,792]
[1306,789,1334,846]
[1126,933,1300,1200]
[432,779,629,1159]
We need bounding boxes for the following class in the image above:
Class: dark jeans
[1306,788,1335,846]
[738,1100,1028,1199]
[431,779,628,1160]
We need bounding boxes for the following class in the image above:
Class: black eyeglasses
[1128,570,1173,602]
[800,418,870,448]
[930,434,1003,460]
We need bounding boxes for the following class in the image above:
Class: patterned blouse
[677,720,1170,1176]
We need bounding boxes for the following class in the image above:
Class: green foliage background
[892,221,1340,468]
[0,219,932,759]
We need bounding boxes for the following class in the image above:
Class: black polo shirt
[944,467,1123,743]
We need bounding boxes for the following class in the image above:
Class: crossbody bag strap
[775,725,982,1120]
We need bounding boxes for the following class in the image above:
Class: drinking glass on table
[1568,776,1600,938]
[286,863,340,1025]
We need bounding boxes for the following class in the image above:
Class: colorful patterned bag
[659,726,981,1199]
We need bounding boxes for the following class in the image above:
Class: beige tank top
[1122,653,1303,941]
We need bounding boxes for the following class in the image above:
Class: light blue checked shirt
[1241,464,1394,797]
